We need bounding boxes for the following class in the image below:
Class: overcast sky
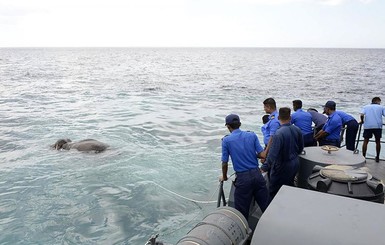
[1,0,384,48]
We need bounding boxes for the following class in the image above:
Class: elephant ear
[53,139,71,150]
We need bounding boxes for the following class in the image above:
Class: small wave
[143,87,161,92]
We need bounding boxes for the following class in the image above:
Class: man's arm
[220,162,228,181]
[360,113,364,124]
[314,129,328,141]
[258,149,267,160]
[265,119,280,153]
[264,136,274,156]
[260,135,279,173]
[260,158,270,173]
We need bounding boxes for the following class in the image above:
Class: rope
[148,180,219,204]
[143,172,235,204]
[156,181,222,238]
[142,173,236,241]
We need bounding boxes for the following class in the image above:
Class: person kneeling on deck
[220,114,269,220]
[261,107,304,202]
[314,101,342,147]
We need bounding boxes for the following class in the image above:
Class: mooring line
[148,180,219,204]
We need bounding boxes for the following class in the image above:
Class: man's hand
[258,150,267,163]
[219,176,228,182]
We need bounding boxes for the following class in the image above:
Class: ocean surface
[1,48,385,244]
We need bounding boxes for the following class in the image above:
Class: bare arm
[220,162,228,181]
[360,114,364,124]
[260,137,274,173]
[314,129,328,141]
[258,149,267,160]
[263,137,273,156]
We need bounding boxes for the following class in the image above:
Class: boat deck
[363,157,385,204]
[364,157,385,182]
[350,123,385,182]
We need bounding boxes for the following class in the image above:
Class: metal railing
[217,181,227,208]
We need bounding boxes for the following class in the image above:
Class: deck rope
[148,180,219,204]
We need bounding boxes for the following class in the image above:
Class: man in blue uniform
[262,98,280,149]
[360,97,385,162]
[335,110,359,151]
[291,100,314,146]
[261,114,269,145]
[314,101,342,147]
[261,107,304,201]
[221,114,269,220]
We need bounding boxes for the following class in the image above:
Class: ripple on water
[0,48,385,244]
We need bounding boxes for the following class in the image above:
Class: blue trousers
[345,120,359,151]
[319,138,340,147]
[269,160,299,202]
[234,168,269,220]
[304,132,316,147]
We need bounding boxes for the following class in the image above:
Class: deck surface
[364,157,385,182]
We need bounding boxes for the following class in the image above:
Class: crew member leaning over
[314,101,342,147]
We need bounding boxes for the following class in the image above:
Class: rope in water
[157,182,222,238]
[148,172,235,204]
[143,173,236,243]
[149,180,218,204]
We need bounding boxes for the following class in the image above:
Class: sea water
[0,48,385,244]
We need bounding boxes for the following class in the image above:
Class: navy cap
[324,100,336,109]
[225,114,240,125]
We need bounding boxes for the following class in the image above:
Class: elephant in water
[52,139,109,153]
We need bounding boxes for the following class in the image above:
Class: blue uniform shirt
[323,112,342,140]
[335,110,356,124]
[265,123,304,172]
[291,109,313,135]
[361,104,385,129]
[263,110,280,145]
[261,123,268,138]
[222,129,264,172]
